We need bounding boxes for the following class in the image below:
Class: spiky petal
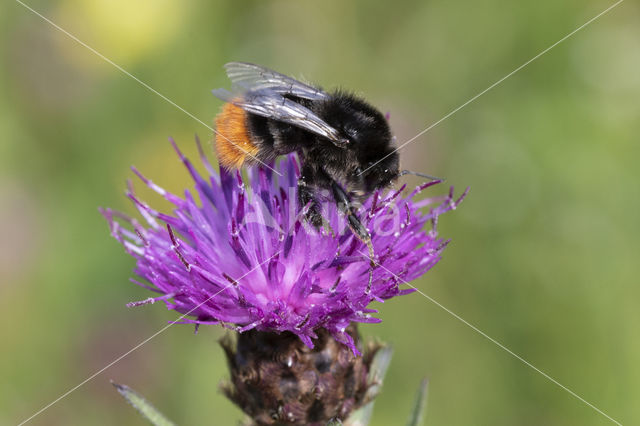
[101,138,467,354]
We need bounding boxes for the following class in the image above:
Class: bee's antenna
[399,170,444,181]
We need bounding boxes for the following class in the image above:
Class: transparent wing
[212,87,346,145]
[223,62,330,101]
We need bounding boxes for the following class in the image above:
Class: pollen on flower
[101,137,467,355]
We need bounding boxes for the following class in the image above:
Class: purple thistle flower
[101,138,467,355]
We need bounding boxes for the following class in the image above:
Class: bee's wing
[212,87,347,146]
[223,62,330,101]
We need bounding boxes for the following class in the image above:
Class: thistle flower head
[102,138,466,355]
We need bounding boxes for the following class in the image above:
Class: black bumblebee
[213,62,435,288]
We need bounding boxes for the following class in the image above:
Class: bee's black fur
[245,91,400,200]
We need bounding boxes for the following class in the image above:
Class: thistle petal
[102,139,466,354]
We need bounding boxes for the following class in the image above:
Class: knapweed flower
[102,138,466,352]
[102,138,466,424]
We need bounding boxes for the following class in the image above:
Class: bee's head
[357,150,400,194]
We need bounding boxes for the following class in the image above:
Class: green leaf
[406,378,429,426]
[365,345,394,401]
[344,345,394,426]
[112,381,176,426]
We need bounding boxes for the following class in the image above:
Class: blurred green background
[1,0,638,425]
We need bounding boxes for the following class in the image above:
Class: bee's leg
[297,165,323,228]
[330,180,375,294]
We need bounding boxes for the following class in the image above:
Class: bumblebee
[213,62,434,289]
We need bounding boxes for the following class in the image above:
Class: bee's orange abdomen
[215,103,260,169]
